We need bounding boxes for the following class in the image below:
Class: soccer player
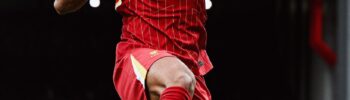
[54,0,213,99]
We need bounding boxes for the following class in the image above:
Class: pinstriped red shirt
[115,0,212,75]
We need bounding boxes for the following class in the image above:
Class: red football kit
[112,0,213,99]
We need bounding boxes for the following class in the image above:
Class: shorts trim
[130,54,147,88]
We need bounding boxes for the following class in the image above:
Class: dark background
[0,0,311,100]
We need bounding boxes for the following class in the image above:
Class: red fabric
[113,48,173,100]
[113,48,212,100]
[114,0,213,75]
[309,0,337,67]
[193,76,211,100]
[160,87,191,100]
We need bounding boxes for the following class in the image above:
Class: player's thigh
[146,56,196,96]
[114,48,175,100]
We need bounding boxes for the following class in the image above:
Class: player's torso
[114,0,212,75]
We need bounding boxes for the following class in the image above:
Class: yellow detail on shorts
[115,0,122,9]
[130,54,147,87]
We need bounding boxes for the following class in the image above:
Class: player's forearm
[54,0,87,15]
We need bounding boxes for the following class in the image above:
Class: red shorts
[113,48,211,100]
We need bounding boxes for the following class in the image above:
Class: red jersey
[115,0,212,75]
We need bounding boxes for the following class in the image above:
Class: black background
[0,0,308,100]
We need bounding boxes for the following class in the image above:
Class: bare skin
[147,57,196,100]
[53,1,196,99]
[54,0,87,15]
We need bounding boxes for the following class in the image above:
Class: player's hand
[54,0,88,15]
